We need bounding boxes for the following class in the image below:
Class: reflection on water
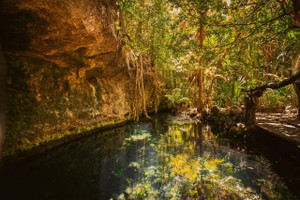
[0,114,298,200]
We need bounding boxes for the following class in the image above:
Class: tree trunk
[293,54,300,119]
[193,70,198,105]
[293,83,300,120]
[244,96,258,126]
[197,58,204,111]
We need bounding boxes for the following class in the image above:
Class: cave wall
[0,0,157,156]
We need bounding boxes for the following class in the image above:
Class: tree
[117,0,300,117]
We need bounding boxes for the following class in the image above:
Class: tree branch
[243,71,300,97]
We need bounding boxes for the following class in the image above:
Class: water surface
[0,113,299,199]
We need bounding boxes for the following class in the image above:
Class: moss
[1,118,131,159]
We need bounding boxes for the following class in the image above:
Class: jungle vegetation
[116,0,300,116]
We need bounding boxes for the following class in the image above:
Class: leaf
[136,187,142,194]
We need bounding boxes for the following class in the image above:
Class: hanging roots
[117,7,161,120]
[130,54,154,120]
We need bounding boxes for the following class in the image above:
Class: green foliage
[118,0,299,110]
[259,86,295,111]
[165,88,191,108]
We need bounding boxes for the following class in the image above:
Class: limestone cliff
[0,0,160,156]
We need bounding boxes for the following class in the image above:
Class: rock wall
[0,0,158,156]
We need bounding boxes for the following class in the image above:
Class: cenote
[1,0,300,199]
[0,113,299,200]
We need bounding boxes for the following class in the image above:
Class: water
[0,113,299,200]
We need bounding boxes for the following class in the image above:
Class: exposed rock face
[0,0,158,156]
